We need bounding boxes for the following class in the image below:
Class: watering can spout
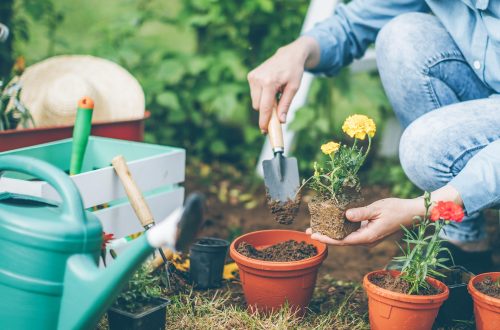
[57,210,181,330]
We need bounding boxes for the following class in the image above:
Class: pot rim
[229,229,327,271]
[363,270,450,303]
[467,272,500,307]
[108,297,170,318]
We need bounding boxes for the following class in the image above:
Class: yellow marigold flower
[342,114,377,140]
[321,141,340,155]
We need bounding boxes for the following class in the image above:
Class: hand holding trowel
[111,155,205,274]
[263,102,301,225]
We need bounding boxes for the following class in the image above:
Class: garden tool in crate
[0,155,202,330]
[262,102,301,223]
[69,96,94,175]
[112,155,205,287]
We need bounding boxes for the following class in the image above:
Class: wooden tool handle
[111,155,154,227]
[267,104,284,150]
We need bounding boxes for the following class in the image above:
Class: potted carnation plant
[303,114,376,239]
[363,193,464,330]
[107,264,169,330]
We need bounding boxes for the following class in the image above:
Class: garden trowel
[262,104,300,209]
[111,155,205,284]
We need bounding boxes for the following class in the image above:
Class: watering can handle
[0,155,86,223]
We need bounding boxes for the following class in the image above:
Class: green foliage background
[3,0,418,197]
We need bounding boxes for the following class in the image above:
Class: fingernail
[280,113,286,123]
[261,129,267,134]
[346,210,354,218]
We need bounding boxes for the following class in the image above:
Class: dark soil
[266,192,301,225]
[474,276,500,298]
[369,272,441,296]
[236,240,317,262]
[308,197,362,240]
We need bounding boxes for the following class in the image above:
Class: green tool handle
[70,97,94,175]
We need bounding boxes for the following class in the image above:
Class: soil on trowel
[236,240,317,262]
[266,192,301,225]
[369,272,441,296]
[308,197,362,240]
[474,276,500,298]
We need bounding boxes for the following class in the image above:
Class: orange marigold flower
[430,201,464,223]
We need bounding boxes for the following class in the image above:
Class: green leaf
[210,140,227,155]
[156,91,180,110]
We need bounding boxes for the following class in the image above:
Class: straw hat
[19,55,145,127]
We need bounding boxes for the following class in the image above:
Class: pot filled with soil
[363,270,449,330]
[435,266,474,325]
[468,272,500,330]
[230,229,327,315]
[303,115,376,240]
[362,193,467,330]
[189,237,230,289]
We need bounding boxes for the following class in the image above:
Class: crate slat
[95,186,184,239]
[0,136,185,208]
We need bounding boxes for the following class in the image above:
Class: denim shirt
[304,0,500,93]
[304,0,500,214]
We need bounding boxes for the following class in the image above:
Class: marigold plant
[302,115,376,204]
[393,192,464,294]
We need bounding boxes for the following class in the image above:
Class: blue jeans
[375,13,500,244]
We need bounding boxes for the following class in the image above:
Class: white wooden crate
[0,136,186,248]
[0,136,185,208]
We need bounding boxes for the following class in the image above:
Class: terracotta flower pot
[308,198,361,240]
[363,270,449,330]
[468,272,500,330]
[229,230,327,315]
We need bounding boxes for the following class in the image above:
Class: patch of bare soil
[266,192,301,225]
[236,240,317,262]
[474,276,500,298]
[369,272,441,295]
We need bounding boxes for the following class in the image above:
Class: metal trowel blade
[263,153,300,203]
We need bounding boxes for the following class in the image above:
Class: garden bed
[96,164,499,329]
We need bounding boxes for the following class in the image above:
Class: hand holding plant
[305,114,376,239]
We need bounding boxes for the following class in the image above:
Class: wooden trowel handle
[112,155,155,227]
[267,104,284,150]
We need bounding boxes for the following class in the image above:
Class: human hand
[247,36,319,132]
[306,198,425,246]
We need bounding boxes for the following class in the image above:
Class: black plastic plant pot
[189,237,230,289]
[436,266,475,325]
[107,298,169,330]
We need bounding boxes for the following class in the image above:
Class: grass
[98,275,370,330]
[97,270,477,330]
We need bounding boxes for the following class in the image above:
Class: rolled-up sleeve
[303,0,428,76]
[450,139,500,215]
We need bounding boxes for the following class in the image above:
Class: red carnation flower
[430,201,464,223]
[102,232,115,251]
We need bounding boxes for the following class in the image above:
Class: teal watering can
[0,155,194,329]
